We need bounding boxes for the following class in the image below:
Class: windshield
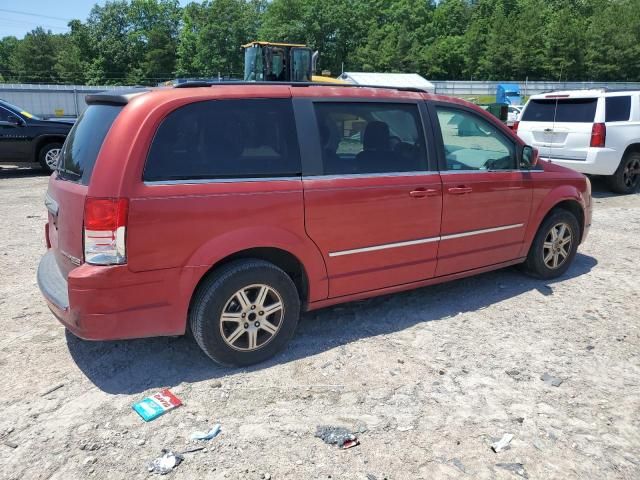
[57,104,122,185]
[2,100,41,120]
[244,46,264,81]
[521,98,597,123]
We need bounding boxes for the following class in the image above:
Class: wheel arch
[622,142,640,158]
[546,199,585,243]
[192,247,310,305]
[33,135,66,161]
[522,188,587,257]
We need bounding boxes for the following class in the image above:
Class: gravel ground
[0,167,638,480]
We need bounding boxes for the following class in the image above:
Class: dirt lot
[0,167,638,480]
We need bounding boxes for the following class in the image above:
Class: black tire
[523,209,580,279]
[607,151,640,194]
[38,142,63,173]
[189,259,300,366]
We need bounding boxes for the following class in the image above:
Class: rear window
[57,104,122,185]
[605,96,631,122]
[144,99,301,181]
[521,98,597,123]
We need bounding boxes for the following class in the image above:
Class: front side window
[605,96,631,122]
[436,107,516,171]
[1,101,39,120]
[314,102,428,175]
[144,99,301,181]
[0,107,12,122]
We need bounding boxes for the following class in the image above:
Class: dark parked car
[0,99,74,172]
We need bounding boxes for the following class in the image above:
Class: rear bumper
[542,148,621,176]
[37,250,201,340]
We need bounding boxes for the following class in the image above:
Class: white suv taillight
[83,197,129,265]
[590,122,606,148]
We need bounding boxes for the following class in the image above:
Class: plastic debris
[540,373,563,387]
[40,383,65,396]
[496,463,529,478]
[181,447,205,454]
[133,389,182,422]
[190,424,221,441]
[315,425,359,449]
[491,433,514,453]
[147,450,184,475]
[451,458,466,473]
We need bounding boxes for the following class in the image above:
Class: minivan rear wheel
[38,142,63,174]
[608,152,640,194]
[523,209,580,279]
[189,259,300,366]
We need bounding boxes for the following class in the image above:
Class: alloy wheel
[44,148,61,169]
[219,284,284,351]
[542,222,573,269]
[623,157,640,189]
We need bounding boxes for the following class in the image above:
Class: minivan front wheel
[608,152,640,194]
[190,259,300,366]
[523,210,580,279]
[38,142,63,173]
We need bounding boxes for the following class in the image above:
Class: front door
[432,104,532,276]
[299,99,442,298]
[0,106,27,161]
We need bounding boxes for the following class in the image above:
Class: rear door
[518,97,599,161]
[296,98,442,298]
[46,104,123,277]
[431,103,532,276]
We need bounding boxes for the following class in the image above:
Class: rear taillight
[512,121,519,133]
[84,197,128,265]
[590,123,606,148]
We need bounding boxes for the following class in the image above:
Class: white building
[338,72,436,93]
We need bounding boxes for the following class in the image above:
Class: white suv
[516,89,640,193]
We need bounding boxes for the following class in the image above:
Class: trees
[0,37,19,81]
[1,0,639,85]
[128,0,182,84]
[584,0,640,81]
[8,28,60,83]
[176,0,260,78]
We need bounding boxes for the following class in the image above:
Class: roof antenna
[549,66,563,163]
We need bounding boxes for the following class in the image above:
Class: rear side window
[605,96,631,122]
[58,105,122,185]
[521,99,597,123]
[313,102,428,175]
[144,99,301,181]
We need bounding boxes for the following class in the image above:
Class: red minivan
[37,83,592,366]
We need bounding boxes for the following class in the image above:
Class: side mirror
[521,145,539,169]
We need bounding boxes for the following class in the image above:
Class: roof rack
[173,80,430,93]
[538,87,640,95]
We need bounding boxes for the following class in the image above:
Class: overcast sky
[0,1,198,39]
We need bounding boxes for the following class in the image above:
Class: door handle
[409,188,440,198]
[448,186,473,195]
